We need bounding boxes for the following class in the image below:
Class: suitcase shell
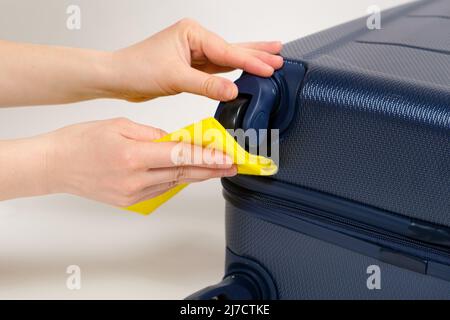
[188,0,450,299]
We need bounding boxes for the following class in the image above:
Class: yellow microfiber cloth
[124,117,278,215]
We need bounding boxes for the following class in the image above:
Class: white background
[0,0,410,299]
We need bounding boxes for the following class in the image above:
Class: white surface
[0,0,411,299]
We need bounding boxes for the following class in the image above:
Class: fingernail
[273,41,283,48]
[223,84,238,101]
[274,55,284,67]
[263,64,274,75]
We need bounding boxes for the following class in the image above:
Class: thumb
[180,67,238,101]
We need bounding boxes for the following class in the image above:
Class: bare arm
[0,40,114,107]
[0,19,282,107]
[0,119,237,206]
[0,19,282,205]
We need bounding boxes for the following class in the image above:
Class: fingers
[192,48,283,76]
[243,48,284,70]
[180,67,238,100]
[194,27,276,77]
[237,41,283,54]
[115,118,167,141]
[193,64,235,74]
[123,165,237,206]
[131,188,173,206]
[121,183,174,207]
[223,44,276,76]
[181,44,283,100]
[177,19,284,100]
[142,165,237,186]
[132,140,234,169]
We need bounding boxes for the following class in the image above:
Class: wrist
[87,50,122,100]
[0,134,56,200]
[40,129,77,196]
[39,131,61,195]
[107,49,163,102]
[91,50,140,101]
[26,132,61,196]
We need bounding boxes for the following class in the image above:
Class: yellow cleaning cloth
[125,117,278,215]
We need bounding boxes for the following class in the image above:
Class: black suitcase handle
[214,60,306,147]
[186,273,261,300]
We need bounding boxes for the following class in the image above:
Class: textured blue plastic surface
[215,74,278,132]
[226,175,450,248]
[193,0,450,300]
[214,61,305,144]
[222,178,450,280]
[278,0,450,226]
[225,201,450,299]
[187,248,278,300]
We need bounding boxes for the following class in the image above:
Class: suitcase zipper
[223,176,450,248]
[222,178,450,280]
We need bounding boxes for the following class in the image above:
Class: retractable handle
[214,60,306,141]
[215,74,279,138]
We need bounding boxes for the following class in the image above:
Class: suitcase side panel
[274,0,450,225]
[281,0,424,60]
[274,63,450,226]
[225,201,450,299]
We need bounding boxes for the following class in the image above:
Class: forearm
[0,134,54,200]
[0,40,116,107]
[0,21,283,107]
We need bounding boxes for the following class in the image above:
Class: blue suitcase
[189,0,450,299]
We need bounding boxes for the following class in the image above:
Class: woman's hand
[0,118,237,206]
[0,18,281,107]
[110,18,283,102]
[0,19,280,205]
